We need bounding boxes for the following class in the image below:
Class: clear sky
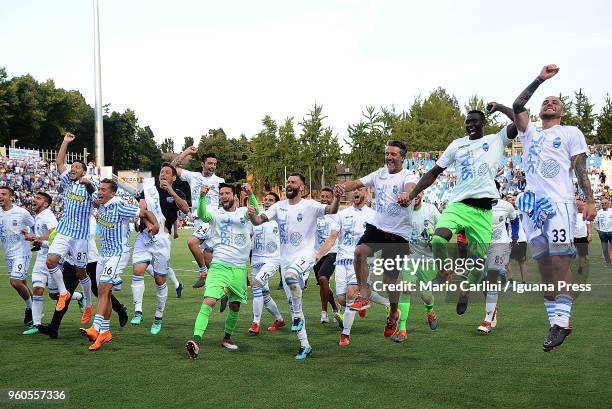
[1,0,611,148]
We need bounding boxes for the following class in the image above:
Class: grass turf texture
[1,233,612,409]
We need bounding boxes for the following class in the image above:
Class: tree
[344,106,392,177]
[596,94,612,144]
[136,126,163,175]
[182,136,195,151]
[248,115,284,192]
[197,128,248,183]
[463,94,505,135]
[160,137,174,153]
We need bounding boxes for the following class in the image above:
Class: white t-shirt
[332,205,376,261]
[595,208,612,232]
[207,206,252,265]
[359,167,418,240]
[515,210,527,242]
[315,214,339,255]
[251,220,280,263]
[491,200,517,244]
[520,123,588,203]
[179,170,225,214]
[408,202,440,258]
[34,208,58,259]
[263,198,326,269]
[436,127,511,203]
[574,213,589,238]
[0,205,34,259]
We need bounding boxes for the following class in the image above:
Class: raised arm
[573,153,596,221]
[325,185,344,214]
[408,165,444,201]
[170,146,199,177]
[487,102,518,139]
[341,178,364,193]
[56,132,75,174]
[160,178,190,213]
[248,207,269,226]
[196,185,213,222]
[512,64,559,132]
[241,183,261,214]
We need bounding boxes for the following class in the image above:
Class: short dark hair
[72,160,87,171]
[100,178,118,193]
[386,140,407,157]
[0,186,15,196]
[289,172,306,184]
[467,110,486,122]
[321,187,334,195]
[201,153,218,163]
[219,182,235,194]
[264,192,280,202]
[161,162,177,176]
[36,191,53,206]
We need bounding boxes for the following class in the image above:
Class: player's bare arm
[487,102,518,139]
[56,132,75,174]
[160,179,190,213]
[398,181,417,207]
[140,209,159,236]
[170,146,198,176]
[79,176,96,195]
[325,185,344,214]
[512,64,559,132]
[248,204,268,225]
[341,179,364,193]
[315,230,339,263]
[573,153,596,221]
[408,165,444,201]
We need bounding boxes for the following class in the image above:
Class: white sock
[297,314,309,347]
[100,318,110,334]
[25,297,32,309]
[71,291,83,301]
[145,264,155,278]
[544,300,556,327]
[484,291,498,322]
[93,314,103,331]
[342,308,356,336]
[49,265,67,294]
[263,293,283,320]
[155,282,168,319]
[288,282,303,315]
[369,291,389,306]
[167,267,180,289]
[79,276,93,306]
[131,275,145,312]
[32,295,44,325]
[554,294,573,328]
[252,287,264,324]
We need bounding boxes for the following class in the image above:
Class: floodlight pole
[93,0,104,167]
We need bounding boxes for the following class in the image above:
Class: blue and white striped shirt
[56,170,96,240]
[96,196,140,257]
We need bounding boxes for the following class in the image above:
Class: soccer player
[393,190,440,343]
[511,64,596,351]
[313,187,339,324]
[407,103,518,310]
[37,215,129,339]
[316,186,375,346]
[80,179,158,351]
[0,186,35,326]
[507,193,529,283]
[594,197,612,266]
[172,147,225,288]
[46,132,96,324]
[248,191,285,335]
[248,174,342,360]
[130,163,189,334]
[185,183,256,359]
[573,197,592,275]
[340,141,417,338]
[476,192,519,334]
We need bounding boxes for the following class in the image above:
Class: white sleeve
[359,169,379,188]
[262,202,278,222]
[46,213,58,230]
[314,201,327,218]
[497,126,510,146]
[327,214,340,232]
[567,127,588,157]
[404,172,419,186]
[519,122,536,142]
[436,141,457,169]
[508,202,517,220]
[179,169,195,183]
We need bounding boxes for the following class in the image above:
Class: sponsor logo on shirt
[482,143,489,152]
[553,137,562,148]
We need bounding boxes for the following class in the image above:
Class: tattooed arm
[512,64,559,132]
[573,152,596,221]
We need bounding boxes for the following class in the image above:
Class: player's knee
[45,257,58,270]
[431,234,449,246]
[75,268,86,279]
[354,244,370,260]
[154,275,166,286]
[338,295,346,306]
[319,276,329,285]
[9,279,21,289]
[229,301,240,312]
[203,297,216,307]
[284,273,299,287]
[187,237,201,250]
[32,286,44,296]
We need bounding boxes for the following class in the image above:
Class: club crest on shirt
[392,185,399,195]
[498,216,504,222]
[273,226,279,234]
[297,213,303,222]
[482,143,489,152]
[290,232,303,246]
[553,137,561,148]
[540,159,560,178]
[239,217,246,225]
[234,233,247,247]
[266,242,278,253]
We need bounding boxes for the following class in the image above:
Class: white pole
[93,0,104,167]
[321,166,325,188]
[309,165,312,197]
[284,166,287,197]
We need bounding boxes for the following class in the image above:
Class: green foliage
[182,136,195,151]
[160,137,174,153]
[596,94,612,144]
[196,128,248,184]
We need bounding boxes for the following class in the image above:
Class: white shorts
[48,233,88,268]
[97,253,130,289]
[192,219,213,250]
[250,258,280,288]
[521,202,577,260]
[132,233,170,276]
[32,254,58,292]
[334,259,358,296]
[281,256,314,291]
[485,243,511,274]
[6,256,31,281]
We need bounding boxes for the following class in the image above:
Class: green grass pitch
[1,233,611,409]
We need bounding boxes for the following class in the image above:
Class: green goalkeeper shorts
[203,261,248,304]
[435,202,492,258]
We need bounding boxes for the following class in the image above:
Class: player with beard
[248,191,285,335]
[171,148,225,288]
[185,183,257,359]
[511,64,595,351]
[248,174,342,360]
